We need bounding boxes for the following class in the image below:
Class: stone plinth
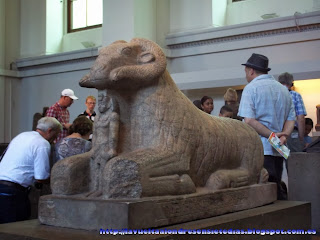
[39,183,276,231]
[312,131,320,137]
[288,152,320,232]
[0,201,313,240]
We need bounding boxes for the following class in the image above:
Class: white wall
[103,0,135,46]
[226,0,314,25]
[166,10,320,131]
[4,0,20,69]
[170,0,213,32]
[294,79,320,135]
[5,0,166,58]
[134,0,157,42]
[212,0,227,27]
[0,0,5,142]
[2,0,320,142]
[155,0,170,48]
[0,0,4,68]
[62,28,102,52]
[19,0,102,55]
[46,0,63,54]
[1,0,21,142]
[20,0,46,57]
[166,11,320,88]
[102,0,157,46]
[18,71,98,134]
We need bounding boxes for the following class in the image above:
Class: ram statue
[51,38,268,199]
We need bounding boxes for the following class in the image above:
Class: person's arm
[275,120,295,145]
[244,118,295,145]
[34,178,49,189]
[244,118,272,138]
[46,106,69,129]
[46,106,68,129]
[296,115,305,142]
[45,106,55,117]
[63,123,72,129]
[35,178,50,184]
[294,93,306,141]
[34,144,51,186]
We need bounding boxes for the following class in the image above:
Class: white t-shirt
[0,131,51,187]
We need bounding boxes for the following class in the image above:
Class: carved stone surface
[2,201,312,240]
[50,38,268,199]
[39,38,275,230]
[39,183,276,230]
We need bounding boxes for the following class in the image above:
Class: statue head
[79,38,167,90]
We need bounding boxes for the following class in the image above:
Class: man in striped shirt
[46,89,78,143]
[278,72,307,152]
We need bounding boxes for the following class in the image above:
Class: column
[20,0,46,57]
[212,0,227,27]
[170,0,213,32]
[0,0,5,142]
[102,0,157,46]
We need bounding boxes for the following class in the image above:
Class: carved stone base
[39,183,276,231]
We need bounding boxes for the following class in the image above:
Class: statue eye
[121,47,132,56]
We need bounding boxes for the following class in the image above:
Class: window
[67,0,103,33]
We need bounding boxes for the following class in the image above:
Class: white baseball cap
[61,89,78,100]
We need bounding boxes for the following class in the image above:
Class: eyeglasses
[87,102,96,105]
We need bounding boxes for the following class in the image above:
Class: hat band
[242,63,271,72]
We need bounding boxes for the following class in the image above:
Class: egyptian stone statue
[88,90,119,197]
[51,38,268,199]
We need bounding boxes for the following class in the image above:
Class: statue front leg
[51,151,91,195]
[102,149,196,199]
[204,169,249,191]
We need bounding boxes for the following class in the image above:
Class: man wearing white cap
[46,89,78,143]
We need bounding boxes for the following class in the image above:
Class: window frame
[67,0,102,33]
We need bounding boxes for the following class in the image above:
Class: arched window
[67,0,103,33]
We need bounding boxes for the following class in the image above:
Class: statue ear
[138,52,155,64]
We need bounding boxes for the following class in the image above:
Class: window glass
[87,0,103,26]
[68,0,102,32]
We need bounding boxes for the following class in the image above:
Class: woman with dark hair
[200,96,214,114]
[193,99,202,110]
[54,116,93,163]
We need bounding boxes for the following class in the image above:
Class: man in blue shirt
[238,53,296,200]
[0,117,62,223]
[278,72,307,152]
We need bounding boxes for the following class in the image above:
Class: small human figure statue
[316,104,320,131]
[88,90,120,197]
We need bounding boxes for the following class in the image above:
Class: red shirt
[46,102,70,143]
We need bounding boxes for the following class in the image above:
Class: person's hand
[275,132,288,145]
[279,135,287,145]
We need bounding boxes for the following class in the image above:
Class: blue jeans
[0,183,30,223]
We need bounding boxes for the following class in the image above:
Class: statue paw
[205,169,249,190]
[84,190,103,198]
[259,168,269,183]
